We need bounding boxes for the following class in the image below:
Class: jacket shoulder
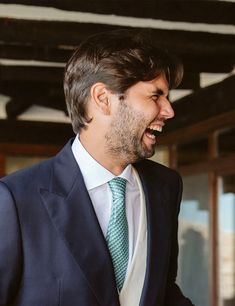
[134,158,181,183]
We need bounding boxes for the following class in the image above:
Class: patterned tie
[106,177,129,291]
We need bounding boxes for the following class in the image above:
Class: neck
[79,131,128,176]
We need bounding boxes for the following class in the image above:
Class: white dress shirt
[71,135,140,268]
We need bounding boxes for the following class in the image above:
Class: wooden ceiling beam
[0,18,234,60]
[0,74,199,118]
[0,81,63,97]
[1,82,66,118]
[5,98,32,118]
[0,66,200,90]
[180,72,200,90]
[0,18,116,45]
[0,119,73,145]
[5,91,67,118]
[0,44,233,73]
[0,0,234,25]
[158,110,235,146]
[165,75,235,132]
[181,55,234,74]
[0,65,64,84]
[0,43,72,63]
[0,143,62,157]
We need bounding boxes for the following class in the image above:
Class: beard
[104,100,156,164]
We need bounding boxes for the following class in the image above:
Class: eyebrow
[152,87,169,96]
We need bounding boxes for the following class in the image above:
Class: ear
[90,83,111,115]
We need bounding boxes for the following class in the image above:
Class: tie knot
[108,177,127,198]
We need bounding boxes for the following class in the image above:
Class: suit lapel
[134,162,172,306]
[38,140,173,306]
[40,140,119,306]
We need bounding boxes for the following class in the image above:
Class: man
[0,30,194,305]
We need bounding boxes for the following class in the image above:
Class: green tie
[106,177,129,291]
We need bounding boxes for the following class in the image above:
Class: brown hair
[64,29,183,133]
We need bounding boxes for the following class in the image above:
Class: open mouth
[145,126,162,139]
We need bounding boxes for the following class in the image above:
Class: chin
[134,149,155,162]
[142,145,156,159]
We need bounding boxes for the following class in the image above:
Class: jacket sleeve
[0,181,22,306]
[164,174,195,306]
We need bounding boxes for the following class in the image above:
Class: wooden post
[169,144,178,170]
[208,132,219,306]
[0,154,6,177]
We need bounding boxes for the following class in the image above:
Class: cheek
[141,103,159,120]
[130,100,156,115]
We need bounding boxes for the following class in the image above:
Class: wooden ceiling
[1,0,235,24]
[0,0,235,146]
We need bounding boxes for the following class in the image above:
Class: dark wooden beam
[177,128,235,165]
[178,153,235,176]
[181,54,234,74]
[0,18,234,62]
[5,98,32,118]
[0,66,67,115]
[157,110,235,146]
[0,143,62,157]
[180,72,200,90]
[0,154,6,177]
[0,119,74,145]
[166,75,235,132]
[0,18,234,75]
[1,70,198,118]
[1,76,198,118]
[0,43,72,63]
[0,65,64,84]
[0,66,199,94]
[219,128,235,154]
[0,80,62,96]
[1,44,233,74]
[5,91,67,118]
[0,1,234,25]
[1,81,67,118]
[0,18,117,45]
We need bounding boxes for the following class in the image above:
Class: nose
[157,97,174,119]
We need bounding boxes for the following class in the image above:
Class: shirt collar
[72,135,135,190]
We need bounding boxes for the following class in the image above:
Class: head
[64,29,183,135]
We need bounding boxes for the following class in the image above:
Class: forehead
[127,73,169,96]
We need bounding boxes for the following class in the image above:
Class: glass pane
[218,174,235,306]
[177,174,210,306]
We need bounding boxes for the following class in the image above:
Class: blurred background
[0,1,234,306]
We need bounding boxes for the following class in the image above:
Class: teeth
[148,133,155,139]
[148,126,162,133]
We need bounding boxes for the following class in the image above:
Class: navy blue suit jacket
[0,139,194,306]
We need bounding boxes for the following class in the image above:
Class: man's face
[105,73,174,164]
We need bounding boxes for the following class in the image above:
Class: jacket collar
[40,140,172,306]
[134,161,172,306]
[40,139,120,306]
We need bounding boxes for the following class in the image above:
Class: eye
[152,94,160,102]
